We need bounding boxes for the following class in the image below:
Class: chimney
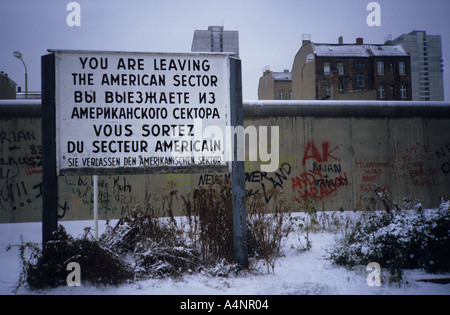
[302,34,311,46]
[356,37,364,45]
[338,36,343,44]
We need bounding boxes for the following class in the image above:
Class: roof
[272,72,292,81]
[311,43,408,57]
[368,45,408,56]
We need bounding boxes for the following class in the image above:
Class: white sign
[54,50,232,175]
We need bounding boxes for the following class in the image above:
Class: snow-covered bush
[10,225,133,291]
[101,206,201,279]
[328,200,450,282]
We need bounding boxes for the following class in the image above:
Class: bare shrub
[101,205,181,255]
[9,225,133,292]
[191,178,234,265]
[373,184,401,212]
[100,205,200,279]
[246,187,294,273]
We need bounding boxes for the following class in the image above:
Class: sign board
[53,50,232,175]
[43,51,247,267]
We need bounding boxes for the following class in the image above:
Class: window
[339,84,344,93]
[377,61,385,75]
[400,85,407,99]
[289,90,292,100]
[279,90,284,100]
[324,85,330,97]
[356,74,365,88]
[378,85,385,99]
[356,61,365,69]
[337,63,344,75]
[399,61,406,75]
[324,62,330,75]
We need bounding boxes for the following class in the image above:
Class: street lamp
[13,51,28,99]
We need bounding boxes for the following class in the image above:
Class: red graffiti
[291,170,348,202]
[302,141,340,165]
[408,166,438,186]
[21,153,42,176]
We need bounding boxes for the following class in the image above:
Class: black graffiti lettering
[33,182,43,199]
[442,162,450,174]
[313,162,342,173]
[58,201,70,219]
[258,163,291,203]
[196,163,291,204]
[0,130,36,144]
[314,173,349,188]
[113,176,132,192]
[0,155,40,167]
[0,167,18,210]
[435,142,450,159]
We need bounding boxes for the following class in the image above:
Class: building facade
[0,71,16,99]
[393,30,444,101]
[291,37,412,101]
[258,69,292,100]
[191,26,239,57]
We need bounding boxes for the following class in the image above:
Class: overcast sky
[1,0,449,100]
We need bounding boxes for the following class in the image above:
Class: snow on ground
[1,216,449,295]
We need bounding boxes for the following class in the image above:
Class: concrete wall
[1,100,450,222]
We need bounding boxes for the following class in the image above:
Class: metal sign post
[229,58,248,268]
[93,175,98,239]
[41,53,58,244]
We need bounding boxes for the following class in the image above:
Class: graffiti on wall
[436,141,450,175]
[63,175,153,218]
[0,129,43,216]
[292,141,349,202]
[197,162,292,204]
[356,143,442,193]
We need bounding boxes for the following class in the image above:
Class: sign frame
[41,50,248,267]
[52,50,234,176]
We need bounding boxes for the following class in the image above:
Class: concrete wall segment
[1,100,450,222]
